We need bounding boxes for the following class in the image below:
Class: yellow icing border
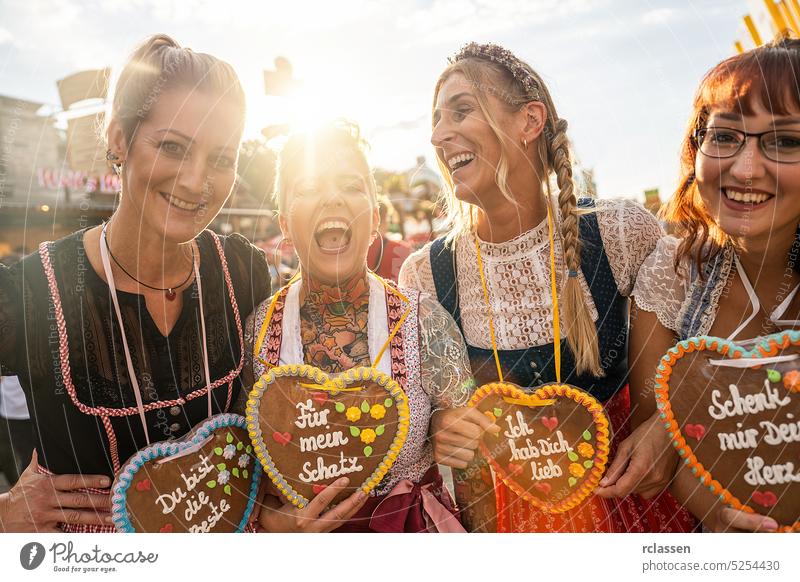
[246,363,410,508]
[468,381,610,514]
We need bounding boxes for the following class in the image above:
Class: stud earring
[522,138,528,148]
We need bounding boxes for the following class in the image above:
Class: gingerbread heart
[111,414,262,533]
[469,382,610,513]
[247,364,410,508]
[655,331,800,532]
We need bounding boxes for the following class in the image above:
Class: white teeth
[723,189,771,204]
[163,193,201,211]
[447,152,475,170]
[315,220,350,235]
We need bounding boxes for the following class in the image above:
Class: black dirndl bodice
[429,199,628,402]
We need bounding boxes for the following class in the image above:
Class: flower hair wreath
[449,42,542,101]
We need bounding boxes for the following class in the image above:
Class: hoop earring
[272,236,295,275]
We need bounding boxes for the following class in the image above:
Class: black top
[0,229,270,477]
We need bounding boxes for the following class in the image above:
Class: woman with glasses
[625,36,800,532]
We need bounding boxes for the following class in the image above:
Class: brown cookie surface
[470,382,609,513]
[248,365,409,507]
[657,335,800,530]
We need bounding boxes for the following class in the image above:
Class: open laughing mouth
[314,219,352,253]
[721,187,774,210]
[160,191,206,212]
[447,152,475,173]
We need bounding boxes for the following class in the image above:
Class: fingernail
[763,519,778,532]
[105,515,113,524]
[336,477,349,486]
[599,478,608,486]
[100,477,110,487]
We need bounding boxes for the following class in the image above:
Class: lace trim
[400,199,662,350]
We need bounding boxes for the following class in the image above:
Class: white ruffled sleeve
[595,199,665,297]
[631,235,689,333]
[398,243,436,296]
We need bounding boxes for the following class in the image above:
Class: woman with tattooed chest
[246,122,484,532]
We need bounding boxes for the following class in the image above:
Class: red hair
[662,35,800,274]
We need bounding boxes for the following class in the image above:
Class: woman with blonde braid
[400,42,696,532]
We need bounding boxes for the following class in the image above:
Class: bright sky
[0,0,742,200]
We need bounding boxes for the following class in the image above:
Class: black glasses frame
[694,126,800,164]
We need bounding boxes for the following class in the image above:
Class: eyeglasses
[695,126,800,164]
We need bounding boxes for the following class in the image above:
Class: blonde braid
[549,119,603,376]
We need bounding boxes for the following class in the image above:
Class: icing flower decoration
[577,442,594,458]
[218,469,231,485]
[223,444,236,460]
[346,406,362,422]
[783,369,800,393]
[568,463,585,478]
[370,403,386,420]
[238,454,250,469]
[360,428,377,444]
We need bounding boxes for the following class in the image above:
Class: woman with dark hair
[628,35,800,532]
[0,35,270,532]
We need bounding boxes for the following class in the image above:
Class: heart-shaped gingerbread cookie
[247,364,410,507]
[469,382,610,513]
[655,331,800,532]
[111,414,262,533]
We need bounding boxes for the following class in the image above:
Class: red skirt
[495,386,698,533]
[335,465,462,532]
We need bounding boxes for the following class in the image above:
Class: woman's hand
[256,477,368,533]
[595,412,678,500]
[709,507,778,533]
[430,407,501,469]
[0,451,112,532]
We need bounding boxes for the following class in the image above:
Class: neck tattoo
[299,274,371,372]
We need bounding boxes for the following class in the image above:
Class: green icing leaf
[767,369,782,383]
[350,426,361,437]
[583,460,593,469]
[206,481,217,489]
[493,408,502,418]
[384,398,393,408]
[582,430,592,441]
[246,445,252,454]
[335,402,346,413]
[568,477,577,487]
[243,470,248,479]
[226,432,234,444]
[214,447,223,456]
[237,441,243,451]
[567,451,579,462]
[232,468,240,478]
[375,425,385,436]
[361,400,370,413]
[364,446,373,456]
[224,484,232,496]
[217,463,226,471]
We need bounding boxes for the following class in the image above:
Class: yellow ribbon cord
[503,396,556,407]
[546,204,562,385]
[253,272,411,371]
[298,382,364,393]
[474,202,562,385]
[474,236,504,383]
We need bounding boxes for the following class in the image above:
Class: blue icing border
[111,413,262,533]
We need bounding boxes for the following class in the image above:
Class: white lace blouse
[399,198,664,350]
